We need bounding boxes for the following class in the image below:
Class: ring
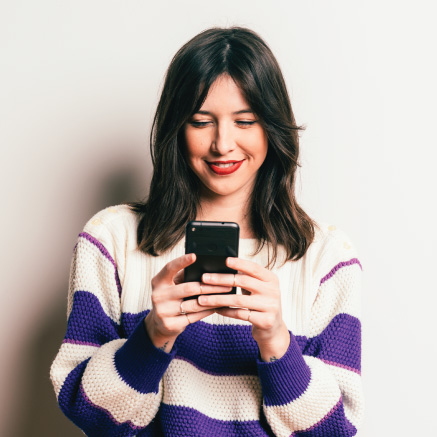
[200,284,203,295]
[233,274,236,288]
[180,301,187,315]
[247,309,252,323]
[185,313,191,324]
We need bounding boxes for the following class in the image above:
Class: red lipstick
[206,160,244,175]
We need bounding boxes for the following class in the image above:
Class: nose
[211,122,236,155]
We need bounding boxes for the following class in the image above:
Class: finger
[153,282,232,305]
[198,293,266,311]
[182,309,215,325]
[154,253,196,285]
[202,273,235,286]
[173,270,185,285]
[226,257,276,282]
[202,272,263,295]
[179,298,219,314]
[215,307,255,323]
[176,282,232,299]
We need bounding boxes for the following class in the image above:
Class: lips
[206,160,245,175]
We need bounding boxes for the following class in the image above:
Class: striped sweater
[50,204,364,436]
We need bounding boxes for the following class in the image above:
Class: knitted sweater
[50,204,364,436]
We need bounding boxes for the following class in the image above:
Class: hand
[144,253,232,352]
[197,257,290,362]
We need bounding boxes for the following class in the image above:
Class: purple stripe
[174,355,243,377]
[257,333,311,406]
[320,258,362,286]
[120,309,149,337]
[114,319,176,394]
[303,313,361,372]
[294,395,357,436]
[117,312,360,376]
[65,291,120,346]
[62,338,100,348]
[175,321,259,375]
[160,404,275,436]
[79,232,122,297]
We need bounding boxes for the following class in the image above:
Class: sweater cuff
[114,318,176,394]
[257,331,311,406]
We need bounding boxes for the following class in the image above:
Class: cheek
[184,130,209,160]
[247,129,268,160]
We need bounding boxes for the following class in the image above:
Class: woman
[51,27,364,436]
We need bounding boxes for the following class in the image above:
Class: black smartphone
[184,221,239,300]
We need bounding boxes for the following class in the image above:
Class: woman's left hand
[198,257,290,362]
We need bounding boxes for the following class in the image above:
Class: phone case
[184,221,239,300]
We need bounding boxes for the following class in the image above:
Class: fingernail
[203,274,210,282]
[198,296,207,305]
[227,257,234,266]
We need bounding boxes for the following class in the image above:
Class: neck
[197,191,255,239]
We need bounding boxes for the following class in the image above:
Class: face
[184,74,268,202]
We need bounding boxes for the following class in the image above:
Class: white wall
[1,1,436,435]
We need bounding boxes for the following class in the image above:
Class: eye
[236,120,256,127]
[189,121,212,127]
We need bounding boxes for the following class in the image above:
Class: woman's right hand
[144,253,231,352]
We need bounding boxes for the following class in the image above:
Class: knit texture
[50,205,364,436]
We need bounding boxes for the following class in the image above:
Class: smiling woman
[130,27,313,263]
[50,26,364,436]
[183,74,268,221]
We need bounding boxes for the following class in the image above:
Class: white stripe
[68,237,121,323]
[82,340,161,427]
[325,363,364,429]
[163,358,262,421]
[264,356,341,436]
[309,263,361,338]
[50,342,98,397]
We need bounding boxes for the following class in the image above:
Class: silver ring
[180,301,187,315]
[247,309,252,323]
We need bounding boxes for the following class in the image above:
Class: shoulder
[83,204,138,234]
[308,221,363,285]
[312,221,361,263]
[79,204,140,253]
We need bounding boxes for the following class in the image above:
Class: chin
[200,182,235,197]
[207,181,253,199]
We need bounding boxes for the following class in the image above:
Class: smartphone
[184,221,239,300]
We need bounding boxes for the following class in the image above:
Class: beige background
[1,1,436,435]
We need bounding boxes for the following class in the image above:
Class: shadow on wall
[15,295,83,437]
[12,167,146,437]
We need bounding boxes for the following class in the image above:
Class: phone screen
[184,221,239,299]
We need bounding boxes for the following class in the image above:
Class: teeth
[213,163,235,168]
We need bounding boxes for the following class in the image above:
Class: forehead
[198,74,251,112]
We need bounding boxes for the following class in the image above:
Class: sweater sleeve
[256,229,364,436]
[50,222,175,436]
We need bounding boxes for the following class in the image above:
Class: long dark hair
[129,26,317,265]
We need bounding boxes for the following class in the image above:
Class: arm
[201,231,364,436]
[257,247,363,435]
[50,230,175,436]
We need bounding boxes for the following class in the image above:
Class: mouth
[206,160,245,175]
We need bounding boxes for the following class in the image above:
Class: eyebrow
[195,109,254,115]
